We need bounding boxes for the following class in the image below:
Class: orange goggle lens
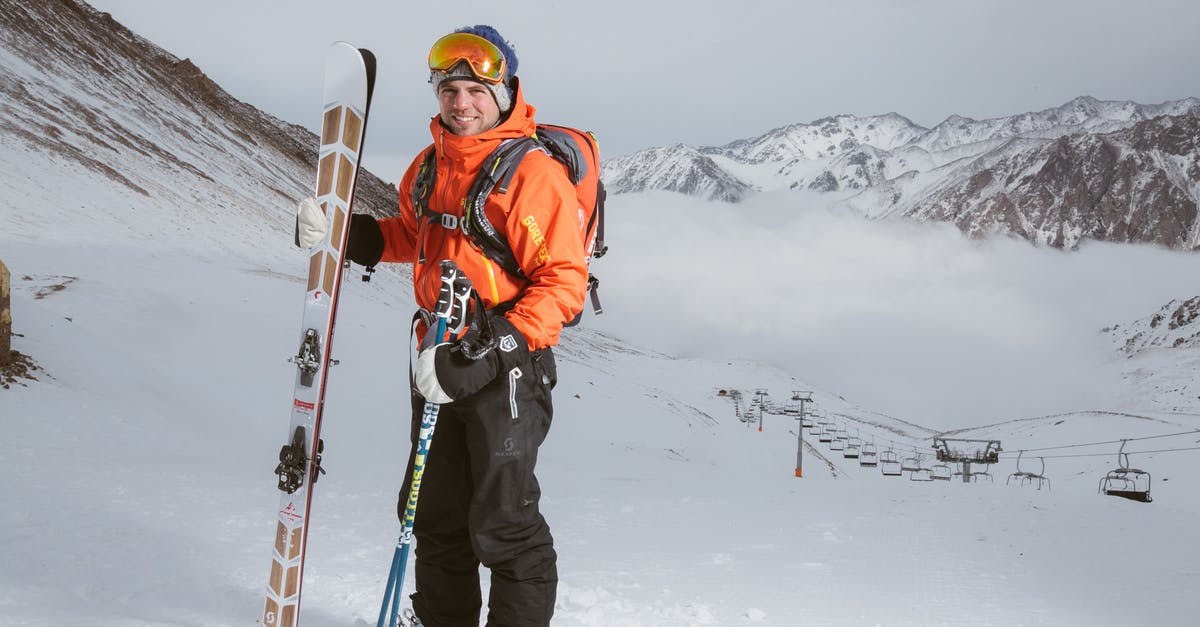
[428,32,507,84]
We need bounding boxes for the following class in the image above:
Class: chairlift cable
[1013,445,1200,460]
[996,429,1200,457]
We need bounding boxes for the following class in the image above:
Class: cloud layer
[591,191,1200,430]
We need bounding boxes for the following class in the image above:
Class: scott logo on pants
[495,436,521,458]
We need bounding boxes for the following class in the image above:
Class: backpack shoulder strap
[410,146,438,219]
[462,137,539,279]
[532,125,588,184]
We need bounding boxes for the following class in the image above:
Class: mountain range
[602,97,1200,250]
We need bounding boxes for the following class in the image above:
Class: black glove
[413,315,529,403]
[346,213,384,267]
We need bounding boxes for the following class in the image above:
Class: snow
[4,3,1200,624]
[4,183,1200,625]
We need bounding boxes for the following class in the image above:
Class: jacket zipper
[481,254,500,305]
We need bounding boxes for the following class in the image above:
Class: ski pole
[378,261,471,627]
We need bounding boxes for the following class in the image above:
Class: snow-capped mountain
[0,0,396,253]
[1107,296,1200,355]
[1103,296,1200,415]
[597,143,755,202]
[603,96,1200,250]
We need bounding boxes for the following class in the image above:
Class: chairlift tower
[932,437,1001,484]
[729,389,743,420]
[754,388,768,432]
[792,391,813,477]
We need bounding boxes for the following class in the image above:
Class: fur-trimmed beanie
[429,25,519,113]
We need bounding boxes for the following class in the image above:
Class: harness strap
[410,128,604,326]
[414,138,538,278]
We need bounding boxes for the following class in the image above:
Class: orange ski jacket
[377,84,587,350]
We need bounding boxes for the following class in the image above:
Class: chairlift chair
[1007,451,1051,491]
[955,464,993,483]
[843,436,861,459]
[879,449,902,476]
[909,463,933,482]
[830,428,847,451]
[859,442,878,467]
[930,462,953,481]
[900,455,921,473]
[1099,441,1152,503]
[972,467,994,483]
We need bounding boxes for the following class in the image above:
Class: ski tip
[359,48,378,95]
[359,47,377,68]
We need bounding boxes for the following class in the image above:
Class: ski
[263,41,375,627]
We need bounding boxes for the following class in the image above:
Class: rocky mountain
[0,0,396,254]
[1102,295,1200,415]
[1106,296,1200,355]
[603,97,1200,250]
[901,114,1200,248]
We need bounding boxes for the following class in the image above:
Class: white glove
[413,343,456,404]
[296,197,327,248]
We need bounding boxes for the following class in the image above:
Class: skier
[322,25,586,627]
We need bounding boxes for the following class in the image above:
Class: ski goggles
[428,32,508,84]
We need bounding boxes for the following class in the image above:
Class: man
[344,25,585,627]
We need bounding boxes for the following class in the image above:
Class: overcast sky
[87,0,1200,182]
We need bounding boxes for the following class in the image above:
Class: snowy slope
[1101,297,1200,416]
[4,1,1200,626]
[4,233,1200,627]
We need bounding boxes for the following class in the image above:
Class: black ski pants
[400,347,558,627]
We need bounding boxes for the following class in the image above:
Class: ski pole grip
[447,274,474,336]
[434,260,459,321]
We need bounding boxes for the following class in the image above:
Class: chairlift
[859,442,878,467]
[879,449,902,476]
[954,462,994,483]
[1006,450,1050,490]
[830,428,847,451]
[900,455,921,473]
[843,436,861,459]
[930,462,953,481]
[909,457,933,481]
[1099,440,1152,503]
[801,414,815,428]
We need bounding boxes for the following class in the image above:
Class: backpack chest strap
[411,138,539,278]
